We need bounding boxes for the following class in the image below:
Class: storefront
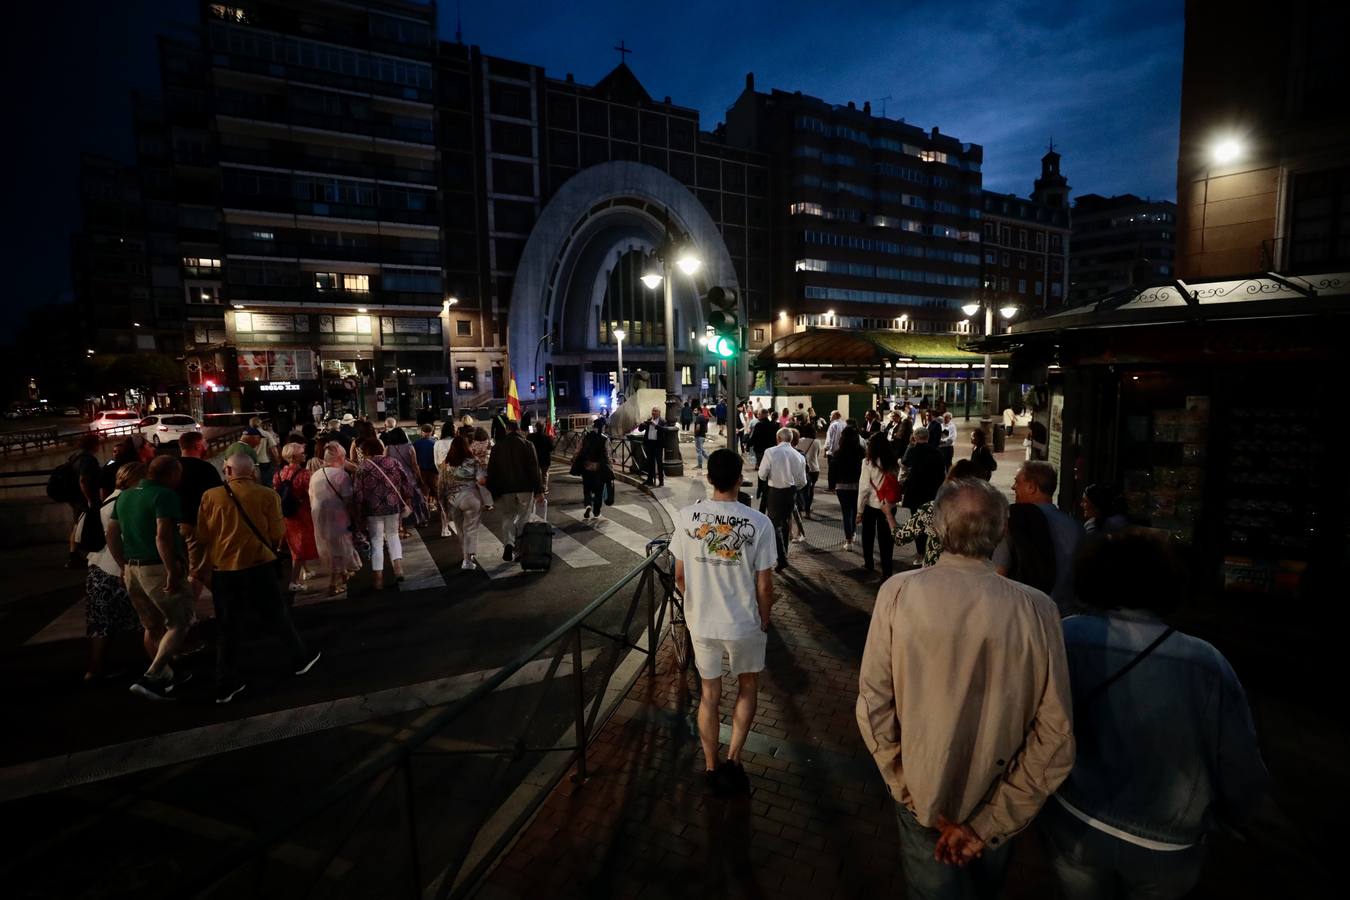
[975,272,1349,604]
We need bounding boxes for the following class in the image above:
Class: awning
[753,329,1002,369]
[963,270,1350,352]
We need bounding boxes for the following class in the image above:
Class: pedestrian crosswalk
[449,500,663,580]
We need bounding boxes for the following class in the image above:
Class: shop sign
[260,382,301,392]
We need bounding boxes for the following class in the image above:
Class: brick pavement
[474,545,1061,900]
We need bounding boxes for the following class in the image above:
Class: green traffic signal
[713,335,737,358]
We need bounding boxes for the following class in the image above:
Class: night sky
[2,0,1182,329]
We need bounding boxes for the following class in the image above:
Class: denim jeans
[1039,799,1205,900]
[895,804,1012,900]
[694,435,707,467]
[836,488,858,541]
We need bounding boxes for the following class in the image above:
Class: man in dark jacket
[747,409,779,508]
[637,407,669,486]
[526,419,555,494]
[486,419,544,562]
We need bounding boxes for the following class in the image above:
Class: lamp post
[612,328,626,406]
[962,297,1020,436]
[1201,137,1243,263]
[641,240,701,424]
[443,296,458,420]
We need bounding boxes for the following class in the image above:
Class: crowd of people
[674,401,1268,900]
[56,407,564,703]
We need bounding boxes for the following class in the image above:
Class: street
[0,464,669,897]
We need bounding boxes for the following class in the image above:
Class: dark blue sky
[2,0,1182,321]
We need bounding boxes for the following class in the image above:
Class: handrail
[181,547,674,899]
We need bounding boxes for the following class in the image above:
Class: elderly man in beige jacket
[857,477,1075,898]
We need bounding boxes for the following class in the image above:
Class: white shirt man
[311,402,323,423]
[673,448,777,794]
[825,412,845,455]
[757,429,807,572]
[941,413,957,448]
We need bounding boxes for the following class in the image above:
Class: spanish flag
[506,371,522,421]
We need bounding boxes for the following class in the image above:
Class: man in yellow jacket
[195,453,321,704]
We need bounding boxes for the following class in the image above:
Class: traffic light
[704,286,739,358]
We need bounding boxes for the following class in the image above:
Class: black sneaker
[723,760,751,795]
[503,544,514,562]
[164,670,194,694]
[583,507,592,520]
[216,681,247,704]
[294,650,322,676]
[129,674,174,701]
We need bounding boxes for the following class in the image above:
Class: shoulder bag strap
[369,459,407,505]
[221,481,278,560]
[1076,626,1176,712]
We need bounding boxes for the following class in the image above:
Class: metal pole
[616,335,624,397]
[646,567,657,678]
[982,305,994,436]
[571,627,588,783]
[662,255,679,424]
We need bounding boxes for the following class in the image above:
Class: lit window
[343,274,370,292]
[753,328,765,342]
[919,150,948,164]
[183,257,221,269]
[250,230,275,241]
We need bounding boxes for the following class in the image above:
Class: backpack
[278,472,301,518]
[46,453,85,504]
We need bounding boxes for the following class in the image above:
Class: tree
[99,352,185,393]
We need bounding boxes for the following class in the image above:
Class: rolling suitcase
[518,499,553,572]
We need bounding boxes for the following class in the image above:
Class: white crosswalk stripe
[559,507,654,556]
[608,504,654,524]
[398,526,447,591]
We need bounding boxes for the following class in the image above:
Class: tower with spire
[1032,140,1070,208]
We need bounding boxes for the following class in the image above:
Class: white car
[139,414,202,445]
[89,410,143,432]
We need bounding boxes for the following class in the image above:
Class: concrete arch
[507,161,742,395]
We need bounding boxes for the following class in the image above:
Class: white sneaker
[845,540,854,552]
[461,556,477,570]
[793,535,806,543]
[440,525,451,538]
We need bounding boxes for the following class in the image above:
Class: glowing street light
[961,302,981,317]
[675,249,702,276]
[1211,138,1242,165]
[999,304,1020,320]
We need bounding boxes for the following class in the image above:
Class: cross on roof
[1048,136,1057,153]
[613,40,632,64]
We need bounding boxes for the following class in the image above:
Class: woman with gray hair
[309,441,360,596]
[273,442,318,592]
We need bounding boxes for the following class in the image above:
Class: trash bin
[660,424,684,478]
[992,421,1006,453]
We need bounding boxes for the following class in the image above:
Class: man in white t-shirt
[672,448,777,795]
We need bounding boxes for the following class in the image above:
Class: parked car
[139,414,202,445]
[90,410,143,432]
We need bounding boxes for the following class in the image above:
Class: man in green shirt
[107,455,193,699]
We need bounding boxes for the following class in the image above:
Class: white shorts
[691,632,767,680]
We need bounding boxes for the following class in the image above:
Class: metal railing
[179,546,680,900]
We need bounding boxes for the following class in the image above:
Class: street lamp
[640,240,702,424]
[612,327,626,402]
[962,296,1019,433]
[1212,138,1242,165]
[443,296,459,419]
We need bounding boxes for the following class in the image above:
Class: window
[1051,282,1063,298]
[1017,229,1027,249]
[984,251,997,264]
[1017,256,1027,270]
[183,256,221,270]
[186,285,219,304]
[456,319,472,336]
[1000,227,1011,245]
[1034,280,1043,295]
[209,4,248,22]
[1034,232,1045,252]
[314,272,338,290]
[984,223,997,243]
[752,328,765,342]
[1289,167,1350,269]
[1018,279,1027,293]
[1050,234,1063,252]
[1000,277,1010,291]
[342,274,369,292]
[1001,253,1010,267]
[1052,258,1063,273]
